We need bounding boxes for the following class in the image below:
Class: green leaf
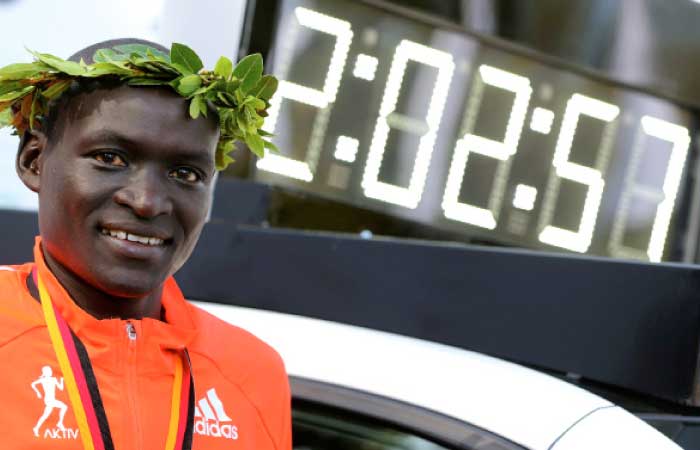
[241,96,264,109]
[215,91,236,106]
[232,53,262,79]
[142,61,180,75]
[205,90,219,103]
[171,63,192,76]
[251,75,278,101]
[234,89,244,105]
[263,139,279,153]
[232,53,263,94]
[189,96,201,119]
[200,98,209,118]
[189,95,208,119]
[127,77,169,86]
[0,81,23,96]
[83,61,131,77]
[224,80,240,94]
[236,113,248,137]
[258,128,273,137]
[93,48,129,63]
[30,50,85,76]
[214,56,233,80]
[245,133,264,157]
[0,62,51,81]
[243,107,258,134]
[168,76,183,89]
[42,79,72,100]
[0,85,34,102]
[215,139,236,170]
[29,92,39,130]
[217,108,234,129]
[146,48,171,64]
[114,44,152,57]
[170,43,203,75]
[20,92,32,117]
[250,97,266,110]
[0,107,11,127]
[176,74,202,96]
[189,83,216,97]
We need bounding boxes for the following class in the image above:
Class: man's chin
[91,271,167,300]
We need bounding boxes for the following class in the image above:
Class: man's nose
[113,168,173,218]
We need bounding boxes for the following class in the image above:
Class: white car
[197,302,682,450]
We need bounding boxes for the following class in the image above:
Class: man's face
[34,85,219,298]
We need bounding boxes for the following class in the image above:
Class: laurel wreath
[0,43,278,170]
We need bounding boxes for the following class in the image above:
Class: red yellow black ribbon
[34,267,193,449]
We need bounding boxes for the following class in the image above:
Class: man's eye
[169,167,201,183]
[94,152,127,167]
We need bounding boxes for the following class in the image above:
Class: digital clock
[244,0,697,262]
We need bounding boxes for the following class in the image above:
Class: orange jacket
[0,239,291,449]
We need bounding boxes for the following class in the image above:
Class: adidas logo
[194,388,238,440]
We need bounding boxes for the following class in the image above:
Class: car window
[293,400,517,450]
[290,376,524,450]
[640,414,700,449]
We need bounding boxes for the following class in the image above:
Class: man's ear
[16,130,48,193]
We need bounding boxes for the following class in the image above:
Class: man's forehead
[55,85,219,159]
[66,84,190,124]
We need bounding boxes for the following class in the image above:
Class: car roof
[196,302,616,449]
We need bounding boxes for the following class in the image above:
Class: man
[0,39,290,449]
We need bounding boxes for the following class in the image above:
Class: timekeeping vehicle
[196,301,682,450]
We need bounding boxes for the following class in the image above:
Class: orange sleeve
[248,349,292,450]
[278,372,292,450]
[187,303,293,449]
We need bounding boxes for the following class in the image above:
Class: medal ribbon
[34,268,193,450]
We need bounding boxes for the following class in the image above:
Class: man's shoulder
[0,263,43,346]
[0,262,33,299]
[186,302,287,382]
[186,303,292,450]
[0,263,29,276]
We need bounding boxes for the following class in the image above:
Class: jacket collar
[33,237,198,352]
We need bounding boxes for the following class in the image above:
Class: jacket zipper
[125,321,143,450]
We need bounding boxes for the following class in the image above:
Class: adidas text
[195,420,238,440]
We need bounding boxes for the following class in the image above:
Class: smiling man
[0,40,290,449]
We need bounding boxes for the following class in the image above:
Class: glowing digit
[361,40,454,209]
[442,65,532,229]
[257,7,353,182]
[538,94,620,252]
[609,116,690,262]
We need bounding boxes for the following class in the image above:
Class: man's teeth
[101,228,164,246]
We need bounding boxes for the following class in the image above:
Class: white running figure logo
[31,366,68,437]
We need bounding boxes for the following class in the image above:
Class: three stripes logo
[194,388,239,440]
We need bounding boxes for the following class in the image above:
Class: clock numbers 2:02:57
[258,6,691,262]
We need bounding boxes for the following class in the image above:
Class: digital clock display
[251,0,695,262]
